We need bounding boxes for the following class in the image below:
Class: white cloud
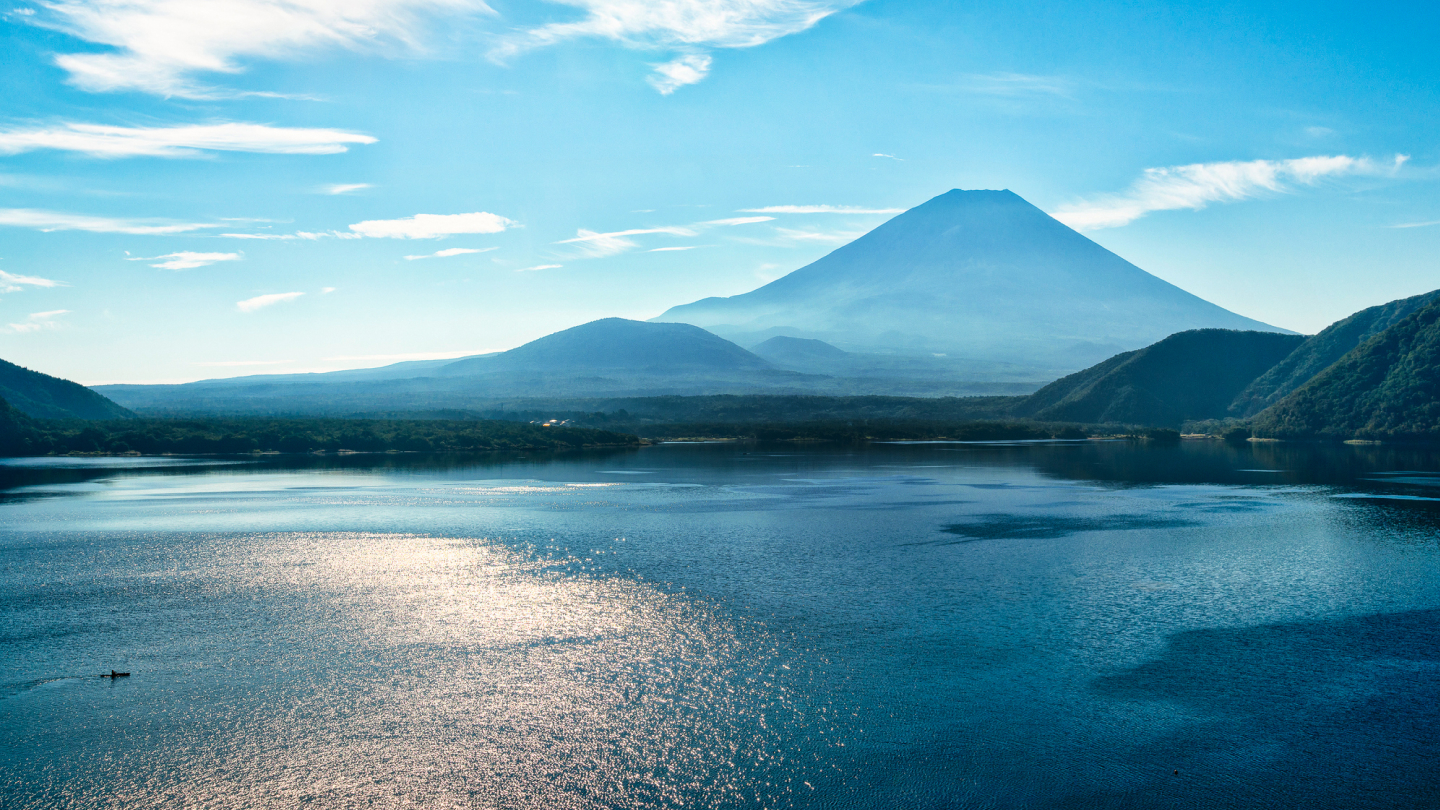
[0,208,214,234]
[1390,219,1440,229]
[739,204,904,214]
[219,230,354,240]
[648,53,711,94]
[958,72,1076,99]
[324,350,492,361]
[699,216,773,226]
[320,183,371,195]
[872,153,902,160]
[556,226,696,258]
[0,269,65,293]
[493,0,862,92]
[29,0,496,97]
[349,211,515,239]
[404,246,498,260]
[1051,154,1410,230]
[773,226,866,243]
[320,286,337,293]
[193,359,293,367]
[516,263,562,272]
[0,122,375,158]
[128,251,241,270]
[648,245,698,251]
[6,309,69,333]
[236,291,304,312]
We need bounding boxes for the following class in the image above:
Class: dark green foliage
[1143,428,1181,444]
[1231,289,1440,417]
[1223,427,1252,446]
[0,357,135,420]
[1011,329,1306,427]
[0,415,638,457]
[632,420,1069,443]
[1251,300,1440,440]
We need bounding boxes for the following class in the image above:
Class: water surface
[3,441,1438,808]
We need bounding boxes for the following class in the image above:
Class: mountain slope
[1251,300,1440,440]
[439,318,773,375]
[1012,329,1306,426]
[0,358,134,420]
[656,189,1287,375]
[1230,289,1440,418]
[749,336,849,370]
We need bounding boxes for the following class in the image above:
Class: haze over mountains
[87,187,1291,413]
[656,189,1286,374]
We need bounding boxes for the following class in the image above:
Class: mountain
[749,336,850,370]
[98,319,816,413]
[439,318,773,375]
[1011,329,1306,427]
[0,357,134,420]
[1251,300,1440,440]
[655,189,1288,376]
[1229,289,1440,418]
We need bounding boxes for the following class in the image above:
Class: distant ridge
[439,318,774,375]
[656,189,1288,375]
[0,357,134,420]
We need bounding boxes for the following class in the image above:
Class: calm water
[2,441,1439,809]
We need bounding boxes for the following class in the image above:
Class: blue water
[2,441,1438,808]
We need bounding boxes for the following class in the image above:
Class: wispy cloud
[516,263,563,272]
[649,245,698,252]
[872,153,902,160]
[129,251,241,270]
[648,53,711,94]
[219,230,354,240]
[193,359,294,367]
[404,246,498,260]
[1052,154,1410,230]
[236,291,304,312]
[556,226,697,258]
[349,212,515,239]
[320,183,372,195]
[1388,219,1440,229]
[323,350,493,362]
[492,0,863,93]
[772,226,867,243]
[0,269,65,293]
[0,122,375,158]
[28,0,497,97]
[957,72,1076,99]
[739,204,903,214]
[6,309,70,333]
[699,216,773,226]
[0,208,214,235]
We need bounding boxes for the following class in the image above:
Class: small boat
[100,670,130,678]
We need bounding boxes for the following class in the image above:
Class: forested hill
[1231,289,1440,418]
[1251,300,1440,440]
[1010,329,1305,427]
[0,357,135,420]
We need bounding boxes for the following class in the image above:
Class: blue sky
[1,0,1437,383]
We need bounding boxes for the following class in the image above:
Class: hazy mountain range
[89,188,1288,412]
[656,189,1286,372]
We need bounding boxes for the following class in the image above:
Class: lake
[3,440,1439,809]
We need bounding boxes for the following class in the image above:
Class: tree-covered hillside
[1011,329,1305,427]
[0,357,135,420]
[1251,300,1440,440]
[1231,289,1440,418]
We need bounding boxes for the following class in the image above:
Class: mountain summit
[656,189,1287,375]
